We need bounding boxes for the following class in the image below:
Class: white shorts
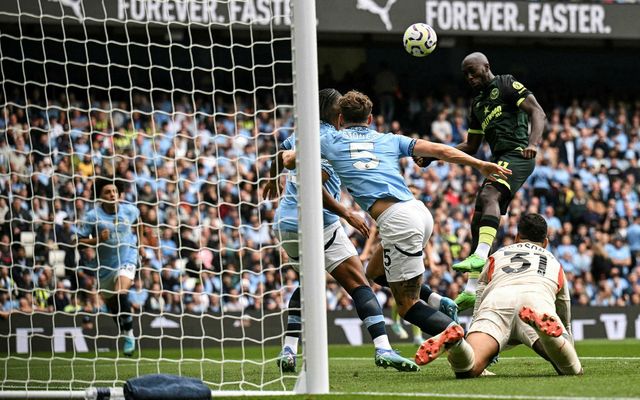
[469,286,567,350]
[98,263,137,299]
[276,221,357,274]
[376,199,433,283]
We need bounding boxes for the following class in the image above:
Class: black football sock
[350,285,386,341]
[403,301,453,337]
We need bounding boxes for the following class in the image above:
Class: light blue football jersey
[320,126,416,211]
[77,203,140,275]
[274,122,341,232]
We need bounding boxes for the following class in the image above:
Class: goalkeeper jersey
[480,242,565,299]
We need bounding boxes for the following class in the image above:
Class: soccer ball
[403,23,437,57]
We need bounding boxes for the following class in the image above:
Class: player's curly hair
[338,90,372,124]
[517,213,547,244]
[93,176,124,200]
[319,88,341,123]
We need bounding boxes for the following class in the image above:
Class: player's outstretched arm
[519,94,546,159]
[413,139,511,181]
[413,133,483,167]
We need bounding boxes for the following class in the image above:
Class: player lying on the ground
[414,213,583,378]
[265,88,420,373]
[77,177,143,356]
[316,90,510,347]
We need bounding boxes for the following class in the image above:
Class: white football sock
[373,335,392,350]
[474,243,491,259]
[464,277,478,294]
[447,339,475,373]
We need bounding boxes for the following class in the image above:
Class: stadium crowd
[0,78,639,319]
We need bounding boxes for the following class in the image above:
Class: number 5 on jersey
[350,143,379,170]
[383,248,391,274]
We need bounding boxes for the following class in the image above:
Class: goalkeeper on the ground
[414,213,582,378]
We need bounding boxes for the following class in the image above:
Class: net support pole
[291,0,329,395]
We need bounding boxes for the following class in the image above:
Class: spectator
[431,110,453,144]
[606,235,633,275]
[144,283,165,314]
[49,281,71,312]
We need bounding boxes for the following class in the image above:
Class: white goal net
[0,0,325,396]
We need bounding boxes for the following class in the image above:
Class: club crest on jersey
[490,88,499,100]
[512,81,524,90]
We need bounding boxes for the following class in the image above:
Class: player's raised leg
[519,307,583,375]
[453,186,501,311]
[328,229,419,372]
[377,200,459,344]
[367,245,459,323]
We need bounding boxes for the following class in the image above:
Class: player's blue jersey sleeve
[319,131,335,160]
[320,160,334,177]
[395,135,417,158]
[77,211,96,238]
[281,134,295,151]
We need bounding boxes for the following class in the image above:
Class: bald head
[462,52,489,67]
[461,52,493,90]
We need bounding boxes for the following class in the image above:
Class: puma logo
[53,0,84,21]
[356,0,397,31]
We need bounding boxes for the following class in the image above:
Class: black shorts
[480,149,535,215]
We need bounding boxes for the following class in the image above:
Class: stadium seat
[20,231,36,259]
[49,250,67,278]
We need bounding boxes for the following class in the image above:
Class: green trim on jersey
[468,74,533,157]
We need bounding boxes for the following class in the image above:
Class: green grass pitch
[1,340,639,399]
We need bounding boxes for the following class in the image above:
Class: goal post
[0,0,326,397]
[290,0,329,394]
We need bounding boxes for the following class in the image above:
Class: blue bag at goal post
[124,374,211,400]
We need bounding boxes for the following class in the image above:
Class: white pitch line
[330,392,640,400]
[2,356,638,372]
